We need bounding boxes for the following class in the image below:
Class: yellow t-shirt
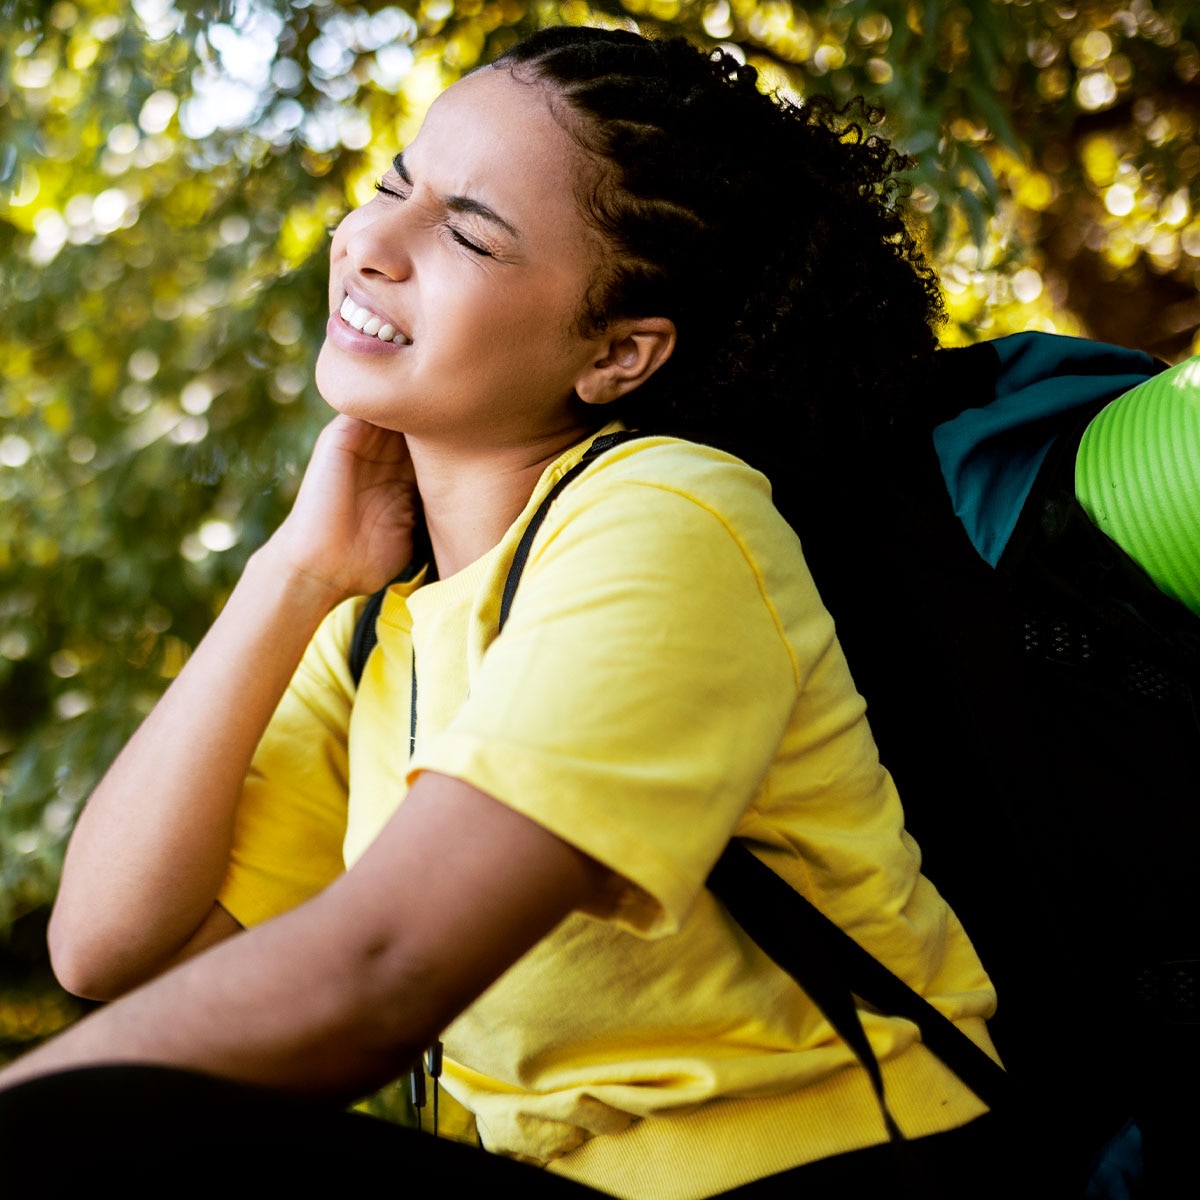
[218,430,997,1200]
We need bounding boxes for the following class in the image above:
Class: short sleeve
[217,598,359,927]
[413,447,816,937]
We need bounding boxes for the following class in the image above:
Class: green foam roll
[1075,352,1200,617]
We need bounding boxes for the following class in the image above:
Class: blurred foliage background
[2,0,1199,1063]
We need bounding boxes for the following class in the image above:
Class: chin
[313,370,409,436]
[314,346,373,420]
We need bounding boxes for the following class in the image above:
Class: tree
[2,0,1198,1053]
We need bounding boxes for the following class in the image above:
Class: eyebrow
[393,152,522,241]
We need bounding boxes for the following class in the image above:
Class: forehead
[405,67,593,238]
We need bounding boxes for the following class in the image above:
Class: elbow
[47,940,112,1003]
[48,892,240,1001]
[47,907,139,1002]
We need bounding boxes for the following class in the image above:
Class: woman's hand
[270,415,420,604]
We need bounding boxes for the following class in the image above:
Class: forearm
[14,896,426,1103]
[8,774,605,1104]
[49,543,345,999]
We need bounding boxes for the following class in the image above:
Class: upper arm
[412,456,814,937]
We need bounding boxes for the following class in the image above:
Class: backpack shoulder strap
[707,842,1011,1119]
[348,583,390,687]
[348,524,439,688]
[499,430,648,630]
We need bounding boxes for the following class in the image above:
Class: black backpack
[788,333,1199,1193]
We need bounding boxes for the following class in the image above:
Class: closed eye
[450,228,493,257]
[374,179,408,200]
[378,157,501,258]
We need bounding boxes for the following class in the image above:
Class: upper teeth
[340,295,408,344]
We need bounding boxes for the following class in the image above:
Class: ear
[574,318,677,406]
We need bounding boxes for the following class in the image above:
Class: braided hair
[499,26,944,496]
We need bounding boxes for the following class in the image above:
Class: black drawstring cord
[405,654,443,1136]
[427,1040,443,1137]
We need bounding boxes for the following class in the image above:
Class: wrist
[243,541,350,620]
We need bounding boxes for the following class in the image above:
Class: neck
[408,423,605,579]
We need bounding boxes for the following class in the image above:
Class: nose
[335,202,413,283]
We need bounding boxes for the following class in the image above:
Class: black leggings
[0,1065,1034,1197]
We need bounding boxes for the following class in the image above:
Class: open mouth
[339,295,411,345]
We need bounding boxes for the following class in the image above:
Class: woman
[0,26,1014,1196]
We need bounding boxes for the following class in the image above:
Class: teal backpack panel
[931,332,1161,566]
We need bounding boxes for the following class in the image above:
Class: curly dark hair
[498,26,944,496]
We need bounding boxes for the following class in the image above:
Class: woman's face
[316,66,610,450]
